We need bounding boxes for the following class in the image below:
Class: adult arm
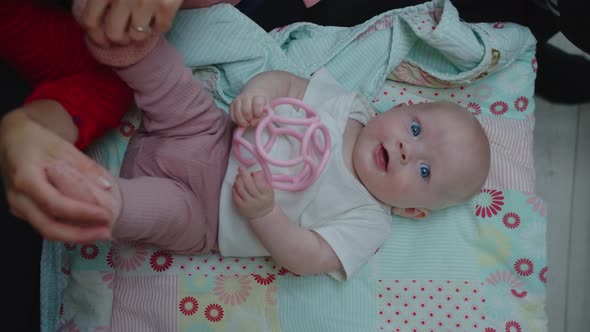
[0,105,113,243]
[0,1,132,242]
[76,0,242,48]
[0,0,133,149]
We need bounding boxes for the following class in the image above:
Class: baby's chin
[419,199,453,211]
[414,186,470,210]
[442,181,485,209]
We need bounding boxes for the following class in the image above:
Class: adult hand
[77,0,183,47]
[0,111,113,243]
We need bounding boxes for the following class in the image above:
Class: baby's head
[352,101,490,218]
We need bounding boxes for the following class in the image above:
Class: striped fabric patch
[477,115,535,192]
[111,275,178,331]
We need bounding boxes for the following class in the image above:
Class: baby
[48,37,490,280]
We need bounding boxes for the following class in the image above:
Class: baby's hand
[232,167,274,220]
[230,94,269,127]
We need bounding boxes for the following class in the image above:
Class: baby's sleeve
[312,208,391,281]
[348,93,377,126]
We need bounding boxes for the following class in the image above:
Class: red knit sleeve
[25,68,133,149]
[0,0,133,149]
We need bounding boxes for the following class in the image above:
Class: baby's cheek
[394,169,414,190]
[393,175,423,205]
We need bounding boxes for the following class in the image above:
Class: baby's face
[352,101,490,210]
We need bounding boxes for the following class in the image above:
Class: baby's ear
[391,207,430,219]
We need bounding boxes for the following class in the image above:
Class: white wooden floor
[534,33,590,332]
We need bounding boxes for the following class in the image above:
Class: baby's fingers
[229,99,238,123]
[230,98,249,127]
[252,170,271,194]
[233,168,254,200]
[250,96,268,126]
[231,185,245,207]
[233,175,248,201]
[240,99,254,124]
[239,167,261,197]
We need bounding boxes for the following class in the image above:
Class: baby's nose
[399,141,409,164]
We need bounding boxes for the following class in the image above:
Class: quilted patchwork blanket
[41,1,547,331]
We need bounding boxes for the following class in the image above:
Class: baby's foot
[45,161,122,225]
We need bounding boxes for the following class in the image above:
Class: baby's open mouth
[375,144,389,172]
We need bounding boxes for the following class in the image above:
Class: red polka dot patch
[183,255,283,277]
[377,279,486,331]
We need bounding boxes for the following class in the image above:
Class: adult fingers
[153,0,183,33]
[104,0,132,45]
[128,1,158,42]
[22,171,111,227]
[9,191,110,243]
[25,201,110,243]
[81,0,111,47]
[45,161,119,221]
[5,190,26,220]
[63,150,113,190]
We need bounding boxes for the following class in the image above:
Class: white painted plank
[566,104,590,332]
[547,32,590,60]
[533,97,578,332]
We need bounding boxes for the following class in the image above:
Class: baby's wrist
[248,204,277,226]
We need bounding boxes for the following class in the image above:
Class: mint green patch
[377,205,480,280]
[476,190,547,329]
[67,241,113,271]
[279,275,377,332]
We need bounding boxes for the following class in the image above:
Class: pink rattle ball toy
[232,97,331,192]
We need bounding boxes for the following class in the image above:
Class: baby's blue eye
[420,164,430,180]
[410,121,421,136]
